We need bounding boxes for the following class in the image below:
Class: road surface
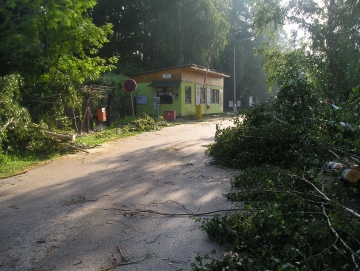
[0,117,240,271]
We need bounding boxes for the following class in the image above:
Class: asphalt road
[0,117,240,271]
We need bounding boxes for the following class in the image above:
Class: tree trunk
[327,0,337,101]
[45,131,76,142]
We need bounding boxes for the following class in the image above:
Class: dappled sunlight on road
[0,118,241,271]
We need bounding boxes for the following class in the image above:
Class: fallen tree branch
[100,255,150,271]
[145,200,195,214]
[340,205,360,220]
[300,176,330,201]
[299,174,360,219]
[117,245,127,262]
[45,131,76,142]
[64,143,89,154]
[322,204,360,270]
[250,189,331,202]
[113,208,245,217]
[265,168,360,221]
[0,117,13,134]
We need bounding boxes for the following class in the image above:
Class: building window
[211,89,219,103]
[185,86,192,104]
[158,87,173,104]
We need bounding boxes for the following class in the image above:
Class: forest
[1,0,360,270]
[2,0,358,149]
[0,0,266,141]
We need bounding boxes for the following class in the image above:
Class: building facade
[129,64,229,119]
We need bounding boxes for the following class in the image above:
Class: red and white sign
[123,79,137,93]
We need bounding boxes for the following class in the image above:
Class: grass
[0,113,229,179]
[0,150,60,178]
[0,130,139,178]
[0,115,171,178]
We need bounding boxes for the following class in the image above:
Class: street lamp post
[233,37,254,113]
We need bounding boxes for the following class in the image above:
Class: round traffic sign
[123,79,137,93]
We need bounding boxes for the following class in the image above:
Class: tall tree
[213,0,269,108]
[91,0,231,72]
[250,0,360,102]
[91,0,145,73]
[0,0,117,123]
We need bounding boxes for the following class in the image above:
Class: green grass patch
[0,149,63,178]
[0,114,172,178]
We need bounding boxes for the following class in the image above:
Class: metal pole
[131,92,135,117]
[233,44,236,113]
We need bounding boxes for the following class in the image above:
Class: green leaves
[207,89,329,169]
[251,0,360,102]
[0,74,43,152]
[195,166,360,270]
[0,0,118,124]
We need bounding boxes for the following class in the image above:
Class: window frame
[211,89,220,104]
[157,87,173,104]
[185,86,192,104]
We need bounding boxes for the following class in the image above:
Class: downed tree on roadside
[45,131,76,142]
[197,88,360,270]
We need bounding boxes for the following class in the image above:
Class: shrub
[0,74,39,152]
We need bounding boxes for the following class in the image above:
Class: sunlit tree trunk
[327,0,337,101]
[177,0,185,65]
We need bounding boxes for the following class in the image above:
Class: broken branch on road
[109,207,244,217]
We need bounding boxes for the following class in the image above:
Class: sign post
[123,79,137,117]
[153,97,160,118]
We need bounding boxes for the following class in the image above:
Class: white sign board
[196,85,201,105]
[219,89,223,111]
[154,97,160,109]
[137,95,148,104]
[249,96,253,107]
[206,86,211,106]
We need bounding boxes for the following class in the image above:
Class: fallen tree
[45,131,76,142]
[194,75,360,270]
[194,166,360,271]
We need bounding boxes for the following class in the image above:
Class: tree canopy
[250,0,360,102]
[0,0,118,122]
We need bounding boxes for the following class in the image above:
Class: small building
[129,64,229,120]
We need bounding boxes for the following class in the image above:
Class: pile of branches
[194,166,360,270]
[195,81,360,270]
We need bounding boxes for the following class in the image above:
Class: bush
[0,74,42,152]
[122,114,169,132]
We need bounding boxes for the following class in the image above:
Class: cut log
[341,169,360,183]
[324,161,360,183]
[45,131,76,142]
[324,161,343,170]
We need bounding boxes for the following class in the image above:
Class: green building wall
[134,82,223,118]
